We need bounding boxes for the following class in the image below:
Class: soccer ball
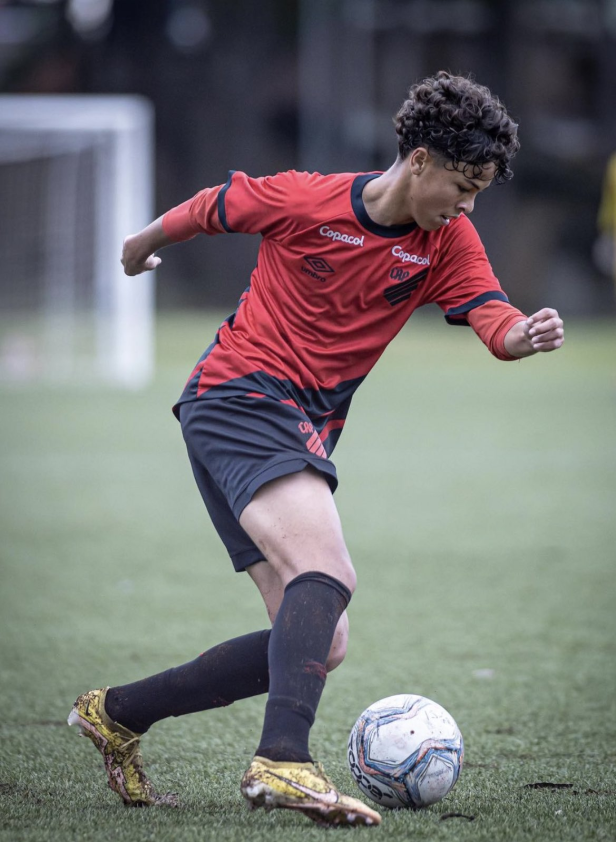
[347,694,463,809]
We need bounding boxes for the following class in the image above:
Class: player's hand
[121,233,162,276]
[526,308,564,352]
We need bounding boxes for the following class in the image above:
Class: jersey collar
[351,173,418,238]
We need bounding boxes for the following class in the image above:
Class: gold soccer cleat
[240,755,381,827]
[67,687,177,807]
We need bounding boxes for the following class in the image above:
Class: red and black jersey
[164,170,526,438]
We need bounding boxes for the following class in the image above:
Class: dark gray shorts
[179,396,338,572]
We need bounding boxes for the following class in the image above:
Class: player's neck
[362,158,415,227]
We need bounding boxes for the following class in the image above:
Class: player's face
[407,150,495,231]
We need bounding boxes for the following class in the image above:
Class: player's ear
[409,147,430,175]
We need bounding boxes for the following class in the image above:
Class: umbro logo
[301,255,335,283]
[304,256,335,274]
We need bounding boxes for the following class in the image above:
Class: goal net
[0,95,155,388]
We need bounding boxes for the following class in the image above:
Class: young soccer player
[68,71,564,827]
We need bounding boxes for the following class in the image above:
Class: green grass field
[1,312,615,841]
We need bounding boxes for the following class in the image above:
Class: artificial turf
[1,311,615,841]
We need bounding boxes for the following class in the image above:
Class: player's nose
[457,195,475,215]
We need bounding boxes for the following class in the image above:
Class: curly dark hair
[394,71,520,183]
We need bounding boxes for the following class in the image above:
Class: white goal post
[0,95,155,388]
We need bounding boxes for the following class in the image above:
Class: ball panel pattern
[348,694,463,809]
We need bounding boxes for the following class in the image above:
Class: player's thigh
[247,559,349,671]
[239,466,356,594]
[180,394,340,521]
[181,396,353,588]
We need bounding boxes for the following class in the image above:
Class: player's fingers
[531,325,563,348]
[528,316,563,337]
[532,327,563,343]
[530,336,565,352]
[526,307,560,327]
[144,255,161,271]
[121,261,141,276]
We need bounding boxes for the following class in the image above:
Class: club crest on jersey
[392,245,430,265]
[384,266,429,306]
[319,225,364,247]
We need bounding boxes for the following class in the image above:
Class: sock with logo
[104,629,271,733]
[255,570,351,764]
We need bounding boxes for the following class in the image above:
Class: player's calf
[326,610,349,672]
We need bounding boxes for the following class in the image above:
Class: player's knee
[305,553,356,596]
[281,554,357,597]
[337,555,357,596]
[326,611,349,672]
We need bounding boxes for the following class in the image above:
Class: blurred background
[0,0,615,385]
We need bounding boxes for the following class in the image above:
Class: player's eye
[457,185,470,193]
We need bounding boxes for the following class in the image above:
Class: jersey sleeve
[162,170,312,243]
[431,215,526,360]
[466,299,527,360]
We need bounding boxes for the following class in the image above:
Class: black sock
[256,571,351,764]
[104,629,270,733]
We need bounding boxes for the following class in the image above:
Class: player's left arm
[503,307,565,358]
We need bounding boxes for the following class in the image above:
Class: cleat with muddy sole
[68,687,178,807]
[241,756,381,827]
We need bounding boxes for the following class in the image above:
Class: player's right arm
[120,178,226,276]
[121,170,311,277]
[121,217,172,276]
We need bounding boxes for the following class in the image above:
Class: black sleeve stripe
[444,290,509,326]
[217,169,237,233]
